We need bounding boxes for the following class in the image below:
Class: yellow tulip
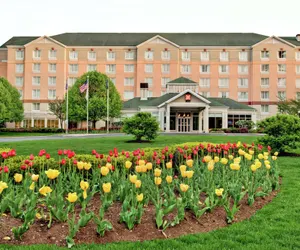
[129,175,137,184]
[14,173,23,183]
[220,158,228,165]
[181,170,187,178]
[31,174,39,182]
[258,154,264,160]
[101,166,110,176]
[215,188,224,197]
[185,170,194,179]
[154,177,162,186]
[29,182,35,190]
[77,161,84,170]
[66,192,78,203]
[274,152,279,156]
[251,164,257,172]
[80,180,89,191]
[179,165,187,172]
[166,162,172,169]
[136,193,143,202]
[264,160,270,165]
[39,185,52,196]
[249,150,254,155]
[138,160,145,166]
[255,161,262,168]
[266,164,271,170]
[245,154,252,161]
[135,165,142,173]
[230,163,240,171]
[135,180,142,188]
[180,183,189,192]
[238,149,245,156]
[234,157,241,164]
[154,168,162,177]
[263,155,268,160]
[272,156,277,161]
[186,159,194,168]
[214,156,220,163]
[207,160,214,171]
[106,163,112,170]
[0,181,8,194]
[166,175,173,184]
[83,190,87,200]
[146,162,153,170]
[102,183,111,193]
[141,165,148,173]
[228,155,234,160]
[84,162,92,170]
[204,155,212,163]
[45,169,60,180]
[237,141,241,147]
[125,161,132,169]
[263,152,269,156]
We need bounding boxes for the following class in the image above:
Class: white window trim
[261,92,270,101]
[32,103,40,112]
[278,51,287,60]
[261,105,270,114]
[181,52,191,61]
[220,52,229,61]
[278,64,286,74]
[161,51,170,60]
[69,64,79,74]
[277,78,286,88]
[125,51,135,60]
[32,76,41,86]
[218,79,229,88]
[88,51,96,61]
[124,64,134,73]
[106,64,116,74]
[33,63,41,73]
[69,51,78,61]
[48,90,56,100]
[107,51,116,61]
[48,64,56,73]
[200,52,209,61]
[33,50,41,60]
[144,51,154,60]
[48,50,57,60]
[238,79,249,88]
[239,51,248,61]
[32,90,40,99]
[261,78,270,88]
[296,79,300,88]
[161,64,170,73]
[181,65,191,74]
[145,64,153,73]
[199,78,210,88]
[48,76,56,86]
[261,65,270,74]
[219,65,229,74]
[238,65,249,75]
[16,51,24,60]
[260,51,270,61]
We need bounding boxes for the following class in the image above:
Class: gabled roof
[280,37,300,46]
[208,98,255,110]
[252,36,296,48]
[167,77,197,85]
[0,36,39,48]
[1,33,268,48]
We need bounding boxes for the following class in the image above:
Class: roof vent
[296,34,300,42]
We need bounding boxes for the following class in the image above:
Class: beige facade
[1,33,300,128]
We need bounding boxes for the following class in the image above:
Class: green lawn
[0,135,259,157]
[1,156,299,249]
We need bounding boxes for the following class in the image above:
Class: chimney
[140,82,149,100]
[296,34,300,42]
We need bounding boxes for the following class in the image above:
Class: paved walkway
[0,132,264,143]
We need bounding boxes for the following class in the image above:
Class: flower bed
[0,142,279,247]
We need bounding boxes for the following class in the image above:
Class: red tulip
[58,150,63,155]
[111,165,115,171]
[109,150,113,157]
[29,154,34,160]
[193,150,197,155]
[125,152,130,158]
[121,150,125,155]
[169,153,173,159]
[114,153,118,158]
[38,150,45,156]
[46,154,50,159]
[92,149,97,155]
[24,159,30,164]
[95,153,100,159]
[161,149,165,155]
[107,156,111,163]
[174,175,178,179]
[73,159,78,165]
[165,146,169,152]
[63,150,68,155]
[67,152,73,159]
[184,145,188,150]
[156,158,161,165]
[28,162,33,167]
[0,167,2,172]
[114,148,118,155]
[20,165,27,170]
[100,154,104,159]
[187,155,191,159]
[141,151,145,156]
[61,159,66,165]
[202,158,206,163]
[267,145,271,151]
[161,155,165,160]
[1,152,8,159]
[3,166,9,173]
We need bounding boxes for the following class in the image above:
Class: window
[107,51,116,60]
[48,76,56,86]
[219,78,229,88]
[296,52,300,61]
[220,51,229,61]
[145,51,153,60]
[106,64,116,73]
[181,65,191,74]
[18,90,23,99]
[124,91,134,100]
[261,91,269,100]
[32,103,40,111]
[69,64,78,74]
[238,92,248,100]
[16,50,24,60]
[145,64,153,73]
[200,65,210,73]
[261,64,269,73]
[297,79,300,88]
[69,51,78,60]
[33,63,41,73]
[32,89,40,99]
[124,77,134,86]
[124,64,134,72]
[144,77,153,87]
[182,51,191,61]
[16,64,24,73]
[261,105,269,113]
[278,51,286,59]
[49,63,56,72]
[278,64,286,73]
[239,51,248,61]
[49,50,57,60]
[87,64,97,72]
[238,78,248,88]
[199,78,210,88]
[200,91,210,98]
[15,77,23,86]
[161,77,170,87]
[48,90,56,99]
[148,91,153,97]
[296,65,300,74]
[32,76,41,85]
[238,65,248,74]
[278,91,286,100]
[161,51,170,60]
[200,51,209,61]
[296,92,300,100]
[277,78,286,88]
[261,78,269,88]
[161,64,170,73]
[88,51,96,60]
[68,77,77,87]
[261,51,270,59]
[33,50,41,59]
[219,65,229,73]
[219,92,229,98]
[125,51,135,60]
[110,78,116,85]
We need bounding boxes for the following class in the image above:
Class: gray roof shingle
[168,77,197,85]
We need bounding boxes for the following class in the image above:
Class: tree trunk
[92,120,97,129]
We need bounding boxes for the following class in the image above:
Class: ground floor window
[193,113,199,130]
[228,114,251,128]
[209,113,222,129]
[170,112,176,130]
[23,119,31,128]
[15,122,21,128]
[48,120,59,128]
[34,120,45,128]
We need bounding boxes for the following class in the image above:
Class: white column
[44,117,47,128]
[222,111,228,129]
[166,105,170,132]
[251,112,257,125]
[203,106,209,133]
[198,110,203,133]
[159,108,164,131]
[20,121,24,128]
[31,117,34,128]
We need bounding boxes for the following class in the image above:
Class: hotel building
[0,33,300,131]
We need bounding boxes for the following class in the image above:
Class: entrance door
[177,117,191,132]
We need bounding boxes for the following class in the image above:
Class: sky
[1,0,299,45]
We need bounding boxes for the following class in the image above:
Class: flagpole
[106,79,109,134]
[66,78,69,134]
[87,76,89,134]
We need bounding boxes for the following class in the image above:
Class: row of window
[16,49,300,62]
[18,89,56,100]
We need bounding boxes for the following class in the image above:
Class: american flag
[79,80,88,93]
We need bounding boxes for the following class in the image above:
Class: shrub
[257,114,300,153]
[0,128,65,133]
[235,120,255,130]
[122,112,159,141]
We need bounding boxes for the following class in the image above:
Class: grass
[1,156,299,249]
[0,132,58,137]
[0,135,259,157]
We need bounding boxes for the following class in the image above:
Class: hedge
[0,128,65,133]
